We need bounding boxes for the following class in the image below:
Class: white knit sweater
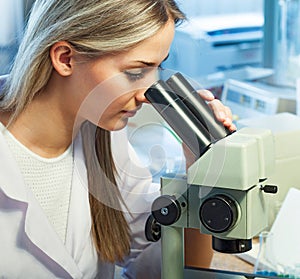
[3,128,73,243]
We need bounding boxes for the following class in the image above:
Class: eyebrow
[134,54,169,67]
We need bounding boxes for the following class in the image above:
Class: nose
[133,69,159,104]
[135,89,150,104]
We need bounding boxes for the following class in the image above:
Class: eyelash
[124,65,164,82]
[125,70,145,82]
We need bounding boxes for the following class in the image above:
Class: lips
[123,110,137,117]
[122,107,141,117]
[122,105,142,117]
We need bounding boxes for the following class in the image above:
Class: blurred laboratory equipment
[163,13,264,79]
[267,188,300,278]
[219,0,300,145]
[249,188,300,278]
[297,78,300,115]
[264,0,300,87]
[254,231,278,276]
[221,79,296,121]
[179,0,263,18]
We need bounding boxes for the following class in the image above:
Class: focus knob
[145,214,161,242]
[151,195,181,226]
[199,195,238,233]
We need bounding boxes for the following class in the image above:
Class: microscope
[144,73,278,279]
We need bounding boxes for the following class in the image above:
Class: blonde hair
[1,0,185,262]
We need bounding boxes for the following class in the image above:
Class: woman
[0,0,235,278]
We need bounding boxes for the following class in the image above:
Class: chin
[101,119,128,131]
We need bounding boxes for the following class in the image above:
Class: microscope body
[157,127,275,253]
[145,72,277,278]
[190,127,275,243]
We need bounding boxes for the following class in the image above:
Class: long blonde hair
[1,0,185,262]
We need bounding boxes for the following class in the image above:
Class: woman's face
[73,19,175,131]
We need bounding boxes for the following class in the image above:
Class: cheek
[75,84,122,121]
[97,105,127,131]
[89,93,134,129]
[74,69,144,129]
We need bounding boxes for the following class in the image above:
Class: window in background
[0,0,24,75]
[177,0,263,17]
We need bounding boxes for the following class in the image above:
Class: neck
[4,83,82,158]
[7,109,73,158]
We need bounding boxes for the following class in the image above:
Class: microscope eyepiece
[166,73,232,140]
[145,79,213,157]
[144,72,233,158]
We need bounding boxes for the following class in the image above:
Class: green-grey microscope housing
[145,73,278,257]
[157,127,276,253]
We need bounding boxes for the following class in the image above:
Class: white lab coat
[0,124,161,279]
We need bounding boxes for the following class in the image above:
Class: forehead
[118,19,175,66]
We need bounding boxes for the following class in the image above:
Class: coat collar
[0,126,92,278]
[0,123,27,202]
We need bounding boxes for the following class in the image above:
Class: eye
[124,68,146,82]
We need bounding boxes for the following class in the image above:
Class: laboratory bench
[211,251,253,274]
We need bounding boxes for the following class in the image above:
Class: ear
[50,41,74,76]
